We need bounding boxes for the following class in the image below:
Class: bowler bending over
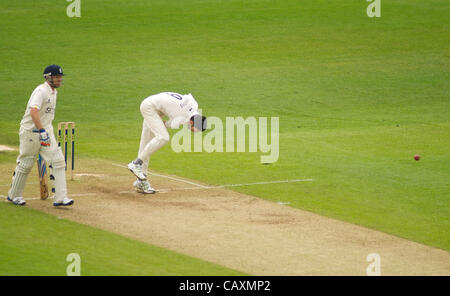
[128,92,207,193]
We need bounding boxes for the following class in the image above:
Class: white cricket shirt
[145,92,199,129]
[20,82,57,130]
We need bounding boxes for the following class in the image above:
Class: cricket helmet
[43,64,64,78]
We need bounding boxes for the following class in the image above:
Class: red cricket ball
[414,154,420,161]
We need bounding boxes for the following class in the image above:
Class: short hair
[190,115,207,131]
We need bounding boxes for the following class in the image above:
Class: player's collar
[45,81,57,94]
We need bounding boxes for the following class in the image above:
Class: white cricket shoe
[127,161,147,180]
[54,197,74,207]
[133,179,156,194]
[7,196,26,206]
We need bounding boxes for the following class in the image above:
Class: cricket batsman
[127,92,207,193]
[7,65,74,207]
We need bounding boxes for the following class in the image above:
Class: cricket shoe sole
[54,197,74,207]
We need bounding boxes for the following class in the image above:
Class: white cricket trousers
[137,99,170,176]
[8,126,68,202]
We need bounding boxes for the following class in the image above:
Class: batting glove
[33,129,50,147]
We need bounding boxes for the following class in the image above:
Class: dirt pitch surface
[0,145,15,152]
[1,158,449,275]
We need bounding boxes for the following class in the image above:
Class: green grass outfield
[0,202,245,276]
[0,0,449,274]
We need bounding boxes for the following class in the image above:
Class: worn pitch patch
[0,145,16,152]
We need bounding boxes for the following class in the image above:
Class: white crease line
[147,172,210,188]
[112,163,209,188]
[111,163,130,169]
[0,193,96,201]
[75,173,107,178]
[0,182,39,187]
[119,190,168,194]
[67,193,97,198]
[214,179,314,188]
[277,202,291,205]
[171,179,314,190]
[119,179,313,194]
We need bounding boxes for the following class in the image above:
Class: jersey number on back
[166,92,183,100]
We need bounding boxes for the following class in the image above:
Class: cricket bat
[37,154,49,200]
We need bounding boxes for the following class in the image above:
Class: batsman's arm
[28,89,46,130]
[30,107,50,146]
[30,107,44,130]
